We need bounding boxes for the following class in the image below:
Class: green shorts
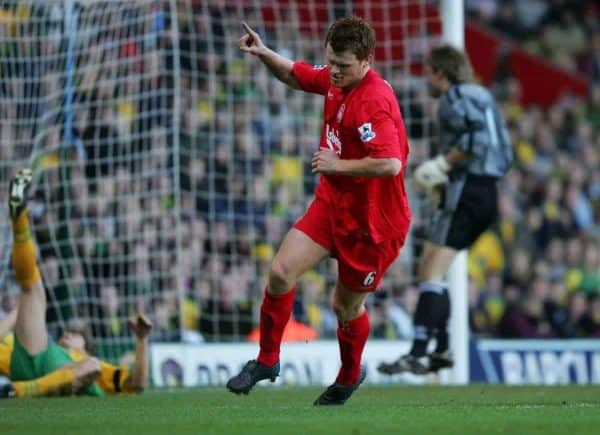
[10,335,104,396]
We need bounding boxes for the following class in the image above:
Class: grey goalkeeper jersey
[438,83,513,177]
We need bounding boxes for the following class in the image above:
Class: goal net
[0,0,181,361]
[0,0,442,362]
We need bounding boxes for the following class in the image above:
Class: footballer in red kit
[292,61,410,291]
[227,16,411,405]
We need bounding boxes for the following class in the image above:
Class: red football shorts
[293,197,405,292]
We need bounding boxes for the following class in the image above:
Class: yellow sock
[11,210,41,287]
[12,368,75,398]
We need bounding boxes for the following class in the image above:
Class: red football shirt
[292,62,411,244]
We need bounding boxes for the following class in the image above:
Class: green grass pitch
[2,385,600,435]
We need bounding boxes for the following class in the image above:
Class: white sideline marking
[494,403,599,410]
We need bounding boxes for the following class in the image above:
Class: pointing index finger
[241,21,255,35]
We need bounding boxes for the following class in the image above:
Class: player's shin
[336,310,370,385]
[434,289,451,353]
[12,368,75,397]
[256,286,296,367]
[410,282,448,357]
[11,210,41,288]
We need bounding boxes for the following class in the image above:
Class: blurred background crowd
[466,0,600,338]
[0,0,599,361]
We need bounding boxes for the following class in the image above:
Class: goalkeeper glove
[414,155,450,192]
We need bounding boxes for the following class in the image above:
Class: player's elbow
[285,75,302,90]
[385,158,402,176]
[125,375,147,393]
[130,383,146,393]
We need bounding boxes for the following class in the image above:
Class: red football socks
[336,310,370,385]
[257,287,296,367]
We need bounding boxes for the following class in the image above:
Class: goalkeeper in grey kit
[378,45,513,375]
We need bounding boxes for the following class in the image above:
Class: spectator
[499,291,555,338]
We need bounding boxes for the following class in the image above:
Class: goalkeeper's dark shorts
[427,174,498,250]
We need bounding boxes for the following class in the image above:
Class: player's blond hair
[325,16,375,60]
[65,318,96,355]
[427,45,473,84]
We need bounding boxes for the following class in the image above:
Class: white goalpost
[441,0,469,385]
[0,0,183,361]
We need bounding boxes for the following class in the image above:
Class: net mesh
[0,0,441,360]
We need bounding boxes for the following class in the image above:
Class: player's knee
[269,259,294,293]
[18,283,36,294]
[332,299,362,321]
[332,300,345,319]
[418,258,441,282]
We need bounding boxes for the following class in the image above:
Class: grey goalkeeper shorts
[427,173,498,250]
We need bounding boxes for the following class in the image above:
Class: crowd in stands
[468,0,600,81]
[0,1,599,360]
[466,0,600,337]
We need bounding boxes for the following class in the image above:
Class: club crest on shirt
[313,64,326,70]
[325,123,342,154]
[358,122,376,142]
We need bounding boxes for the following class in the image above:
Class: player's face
[425,64,444,97]
[59,331,86,353]
[325,43,371,90]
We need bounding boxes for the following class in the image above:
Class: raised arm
[239,22,301,90]
[123,314,153,392]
